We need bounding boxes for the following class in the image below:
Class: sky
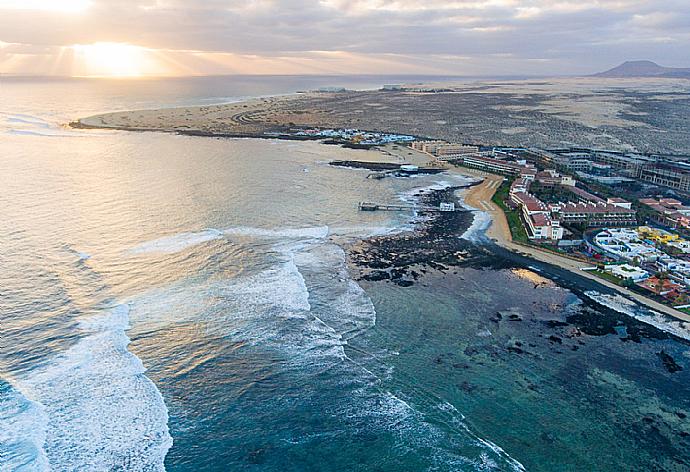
[0,0,688,77]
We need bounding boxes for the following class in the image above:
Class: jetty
[330,160,445,174]
[358,202,458,212]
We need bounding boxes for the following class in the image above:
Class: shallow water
[1,77,689,471]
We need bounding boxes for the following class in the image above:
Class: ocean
[1,76,689,472]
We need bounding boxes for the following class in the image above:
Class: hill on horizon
[594,60,690,78]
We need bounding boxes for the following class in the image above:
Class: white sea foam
[0,384,49,471]
[128,226,331,256]
[223,225,329,240]
[13,304,172,471]
[5,114,51,127]
[584,290,690,341]
[327,225,398,238]
[128,229,224,255]
[461,209,492,242]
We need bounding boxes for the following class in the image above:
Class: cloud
[0,0,688,75]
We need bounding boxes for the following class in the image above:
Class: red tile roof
[560,202,635,215]
[639,198,658,205]
[530,213,551,227]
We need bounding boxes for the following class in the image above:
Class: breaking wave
[584,291,690,341]
[223,225,330,240]
[128,228,224,255]
[0,383,49,471]
[127,226,332,256]
[9,304,172,471]
[460,209,492,242]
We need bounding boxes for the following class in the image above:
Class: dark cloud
[0,0,688,75]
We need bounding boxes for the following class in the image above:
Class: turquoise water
[1,77,689,471]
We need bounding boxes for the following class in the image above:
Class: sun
[71,43,149,78]
[0,0,92,12]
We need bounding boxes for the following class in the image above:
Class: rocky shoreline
[347,185,500,287]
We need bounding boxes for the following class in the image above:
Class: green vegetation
[529,182,573,204]
[491,180,530,243]
[590,268,639,288]
[590,269,625,286]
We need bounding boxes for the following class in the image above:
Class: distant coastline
[71,76,690,155]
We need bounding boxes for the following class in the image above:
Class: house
[606,264,649,282]
[607,197,632,209]
[638,276,683,297]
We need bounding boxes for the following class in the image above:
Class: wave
[460,209,492,242]
[127,226,331,256]
[128,229,224,255]
[10,304,172,471]
[7,117,51,128]
[0,383,49,471]
[223,225,329,240]
[584,291,690,341]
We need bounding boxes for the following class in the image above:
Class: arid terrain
[76,77,690,154]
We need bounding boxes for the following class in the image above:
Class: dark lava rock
[658,350,683,373]
[508,313,523,322]
[394,279,414,287]
[363,271,390,281]
[544,320,569,328]
[548,335,563,344]
[247,448,266,464]
[506,340,525,354]
[464,346,479,356]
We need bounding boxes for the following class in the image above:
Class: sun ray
[70,42,173,78]
[0,0,91,12]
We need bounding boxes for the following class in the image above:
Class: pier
[358,202,458,212]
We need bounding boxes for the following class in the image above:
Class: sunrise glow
[0,0,91,12]
[70,43,160,78]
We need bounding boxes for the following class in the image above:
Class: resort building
[535,170,576,187]
[565,186,606,204]
[557,202,637,227]
[639,198,690,228]
[411,141,479,158]
[639,163,690,192]
[524,212,564,241]
[592,152,654,176]
[459,155,535,177]
[509,189,564,241]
